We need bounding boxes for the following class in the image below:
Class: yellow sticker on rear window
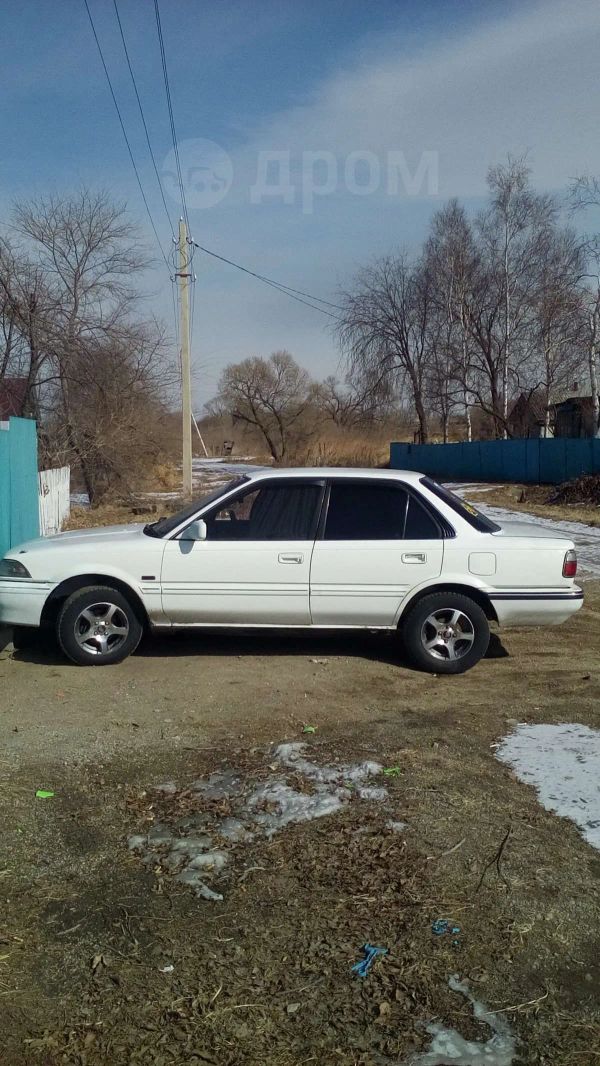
[463,504,479,516]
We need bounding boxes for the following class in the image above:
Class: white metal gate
[38,466,70,536]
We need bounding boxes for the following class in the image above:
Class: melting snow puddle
[408,976,516,1066]
[495,723,600,851]
[128,743,389,900]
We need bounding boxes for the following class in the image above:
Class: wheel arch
[398,582,498,625]
[41,574,149,629]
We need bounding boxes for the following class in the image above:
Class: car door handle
[401,552,426,563]
[278,552,304,564]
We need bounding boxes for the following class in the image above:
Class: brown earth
[1,586,600,1065]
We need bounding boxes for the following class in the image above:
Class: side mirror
[184,519,207,542]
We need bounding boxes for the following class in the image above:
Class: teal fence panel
[0,427,10,557]
[0,417,39,558]
[390,436,600,484]
[538,439,567,484]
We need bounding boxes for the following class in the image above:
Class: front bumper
[489,587,583,627]
[0,580,52,627]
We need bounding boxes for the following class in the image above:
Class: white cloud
[231,0,600,197]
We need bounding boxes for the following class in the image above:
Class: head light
[0,558,31,578]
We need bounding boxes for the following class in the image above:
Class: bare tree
[423,200,478,440]
[0,236,55,419]
[314,374,391,428]
[337,255,433,443]
[529,225,585,431]
[471,158,556,436]
[570,176,600,436]
[9,190,163,496]
[212,351,313,461]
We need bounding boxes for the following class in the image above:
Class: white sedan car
[0,468,582,673]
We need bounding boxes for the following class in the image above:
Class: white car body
[0,468,582,641]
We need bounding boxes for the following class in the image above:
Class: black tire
[57,585,143,666]
[401,592,489,675]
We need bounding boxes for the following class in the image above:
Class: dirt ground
[1,584,600,1066]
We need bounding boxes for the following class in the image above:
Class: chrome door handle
[402,552,426,563]
[278,552,304,564]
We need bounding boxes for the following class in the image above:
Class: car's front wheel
[401,592,490,675]
[57,585,143,666]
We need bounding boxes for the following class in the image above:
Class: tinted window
[324,482,409,540]
[404,495,440,539]
[146,478,249,538]
[205,482,322,541]
[420,478,500,533]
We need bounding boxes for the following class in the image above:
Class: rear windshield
[420,478,501,533]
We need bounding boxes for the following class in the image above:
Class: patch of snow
[408,976,516,1066]
[248,781,348,835]
[358,786,389,801]
[176,868,223,901]
[192,458,267,477]
[70,492,90,507]
[275,742,384,786]
[495,723,600,851]
[129,743,388,901]
[386,819,408,833]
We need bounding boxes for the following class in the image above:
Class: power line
[153,0,191,233]
[192,242,342,318]
[112,0,175,239]
[82,0,172,272]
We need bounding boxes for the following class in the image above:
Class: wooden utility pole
[177,217,193,496]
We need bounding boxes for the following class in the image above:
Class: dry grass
[65,499,183,531]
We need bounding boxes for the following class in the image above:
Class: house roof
[508,389,547,422]
[549,390,593,408]
[0,378,27,419]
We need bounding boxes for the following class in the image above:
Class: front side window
[145,478,249,538]
[323,481,441,540]
[204,481,323,541]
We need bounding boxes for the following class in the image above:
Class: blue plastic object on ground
[432,918,461,936]
[351,942,388,977]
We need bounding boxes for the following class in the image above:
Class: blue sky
[2,0,600,406]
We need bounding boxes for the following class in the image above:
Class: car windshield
[420,477,501,533]
[143,478,249,538]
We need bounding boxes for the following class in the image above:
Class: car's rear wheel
[401,592,490,674]
[57,585,143,666]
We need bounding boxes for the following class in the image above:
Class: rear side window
[323,482,441,540]
[404,495,440,538]
[421,478,500,533]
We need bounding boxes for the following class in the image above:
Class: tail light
[563,550,577,578]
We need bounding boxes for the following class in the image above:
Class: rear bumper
[0,580,51,627]
[489,587,583,627]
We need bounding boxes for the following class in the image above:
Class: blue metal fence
[0,417,40,557]
[389,437,600,484]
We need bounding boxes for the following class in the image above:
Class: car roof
[244,467,424,483]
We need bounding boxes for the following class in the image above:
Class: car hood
[9,523,149,555]
[492,520,572,542]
